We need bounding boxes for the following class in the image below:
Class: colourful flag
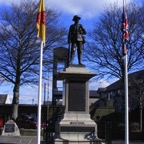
[36,0,46,43]
[121,5,129,54]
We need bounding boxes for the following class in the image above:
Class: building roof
[0,94,11,104]
[97,88,106,93]
[105,80,123,92]
[105,69,144,92]
[89,90,99,98]
[0,94,8,104]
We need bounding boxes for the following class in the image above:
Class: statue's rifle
[68,43,70,66]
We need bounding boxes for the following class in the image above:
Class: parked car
[15,115,46,129]
[0,116,4,128]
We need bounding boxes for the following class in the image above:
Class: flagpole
[36,0,46,143]
[122,0,129,143]
[37,41,44,144]
[124,53,129,144]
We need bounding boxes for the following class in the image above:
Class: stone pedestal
[54,65,101,144]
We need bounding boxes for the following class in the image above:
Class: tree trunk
[140,107,142,131]
[139,95,143,131]
[12,83,20,120]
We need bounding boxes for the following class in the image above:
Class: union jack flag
[121,5,129,54]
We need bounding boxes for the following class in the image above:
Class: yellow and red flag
[36,0,46,43]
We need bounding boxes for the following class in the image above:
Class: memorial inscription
[68,82,86,111]
[5,124,15,133]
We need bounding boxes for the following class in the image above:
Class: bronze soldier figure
[68,15,86,65]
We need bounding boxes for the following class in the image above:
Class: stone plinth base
[53,66,100,144]
[54,113,99,144]
[54,139,103,144]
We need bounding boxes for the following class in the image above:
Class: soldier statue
[68,15,86,65]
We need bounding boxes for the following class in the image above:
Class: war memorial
[52,15,101,144]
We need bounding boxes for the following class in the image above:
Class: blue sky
[0,0,137,104]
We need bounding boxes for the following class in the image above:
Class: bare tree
[0,0,67,119]
[84,2,144,81]
[83,2,144,131]
[135,1,144,59]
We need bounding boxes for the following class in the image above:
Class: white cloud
[0,0,132,19]
[89,80,110,90]
[48,0,132,19]
[19,82,52,104]
[0,0,17,5]
[89,77,120,90]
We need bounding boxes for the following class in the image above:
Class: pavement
[0,136,46,144]
[0,136,144,144]
[111,140,144,144]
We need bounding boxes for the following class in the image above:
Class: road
[0,136,46,144]
[0,136,144,144]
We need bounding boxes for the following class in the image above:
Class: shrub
[130,122,139,132]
